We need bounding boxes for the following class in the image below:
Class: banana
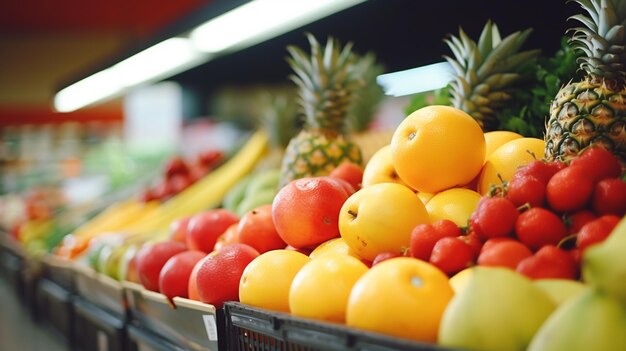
[583,215,626,303]
[528,289,626,351]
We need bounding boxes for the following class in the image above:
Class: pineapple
[255,92,298,171]
[444,21,540,131]
[346,53,393,163]
[545,0,626,167]
[279,34,364,186]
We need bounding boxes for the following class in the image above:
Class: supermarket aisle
[0,279,67,351]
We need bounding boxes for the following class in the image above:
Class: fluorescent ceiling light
[55,0,367,112]
[55,38,207,113]
[377,62,454,97]
[190,0,366,53]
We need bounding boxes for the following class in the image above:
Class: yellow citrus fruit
[449,267,475,294]
[417,192,434,205]
[346,257,454,343]
[425,188,482,227]
[289,253,369,323]
[391,105,486,193]
[339,183,429,262]
[309,238,362,261]
[239,250,310,312]
[477,137,546,194]
[362,145,414,190]
[484,131,523,158]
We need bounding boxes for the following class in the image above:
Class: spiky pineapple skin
[279,130,362,187]
[545,78,626,167]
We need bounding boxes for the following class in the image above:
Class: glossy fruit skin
[237,205,286,254]
[329,162,364,192]
[477,240,533,270]
[592,178,626,216]
[213,223,240,252]
[425,188,482,227]
[483,131,523,159]
[410,221,458,261]
[239,250,310,312]
[346,257,454,343]
[515,208,567,251]
[566,210,597,235]
[546,166,594,213]
[372,252,402,266]
[186,209,240,253]
[187,259,203,301]
[169,216,191,244]
[477,137,545,195]
[158,250,206,300]
[577,215,621,253]
[362,145,414,189]
[195,243,260,308]
[430,237,475,275]
[135,241,187,292]
[516,245,577,280]
[308,237,366,263]
[391,106,486,194]
[505,175,546,208]
[339,183,429,262]
[569,146,622,182]
[272,177,349,249]
[289,253,369,323]
[474,197,519,239]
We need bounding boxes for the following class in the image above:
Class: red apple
[186,209,240,253]
[213,223,240,252]
[158,250,206,300]
[169,216,191,244]
[135,240,187,291]
[238,205,286,253]
[195,243,260,308]
[329,162,364,191]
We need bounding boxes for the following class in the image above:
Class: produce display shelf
[124,281,225,351]
[224,302,457,351]
[36,277,75,346]
[73,297,128,351]
[127,324,187,351]
[0,234,25,297]
[41,254,76,293]
[74,264,128,317]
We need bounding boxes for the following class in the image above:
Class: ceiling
[0,0,577,126]
[0,0,211,126]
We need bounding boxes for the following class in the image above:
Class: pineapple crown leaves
[568,0,626,80]
[286,33,365,132]
[346,52,386,133]
[443,20,541,131]
[259,92,298,149]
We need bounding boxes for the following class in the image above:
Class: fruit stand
[1,0,626,351]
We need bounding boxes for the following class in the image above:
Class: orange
[362,145,414,190]
[289,253,369,323]
[309,238,363,261]
[239,250,310,312]
[346,257,454,343]
[339,183,429,262]
[272,177,349,248]
[391,105,486,193]
[484,131,523,159]
[477,137,545,194]
[425,188,482,227]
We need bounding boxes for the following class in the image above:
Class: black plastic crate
[224,302,455,351]
[73,298,128,351]
[37,278,75,345]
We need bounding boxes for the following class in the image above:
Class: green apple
[439,267,555,351]
[528,289,626,351]
[533,279,588,306]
